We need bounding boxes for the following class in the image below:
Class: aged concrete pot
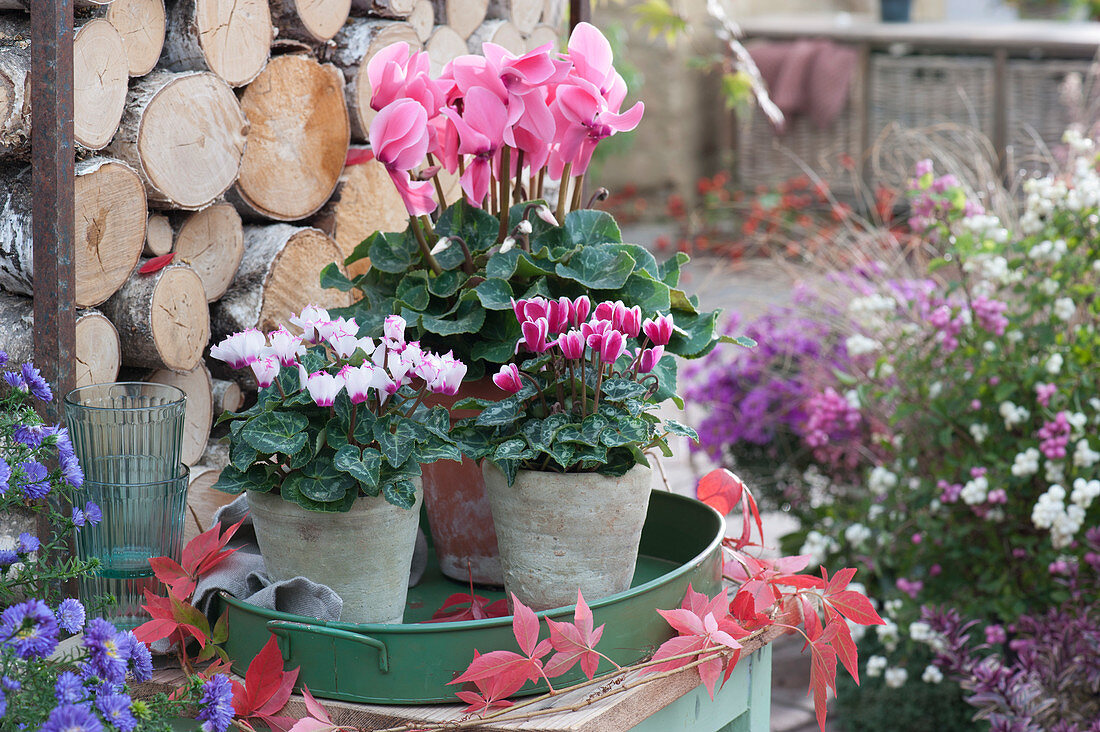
[482,462,652,611]
[247,483,423,624]
[421,378,503,586]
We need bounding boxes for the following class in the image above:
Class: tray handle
[266,620,390,674]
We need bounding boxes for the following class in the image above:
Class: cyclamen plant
[0,351,99,607]
[452,296,698,483]
[210,307,466,511]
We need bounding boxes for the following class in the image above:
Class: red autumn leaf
[825,590,884,627]
[345,147,374,166]
[829,617,860,686]
[825,567,858,596]
[807,635,839,731]
[148,556,196,600]
[799,595,823,646]
[696,469,763,550]
[425,592,510,622]
[453,651,524,714]
[232,636,301,724]
[139,253,175,274]
[697,654,726,700]
[543,590,605,679]
[510,593,546,659]
[642,634,707,675]
[301,686,332,724]
[449,649,542,691]
[185,516,247,578]
[132,617,178,645]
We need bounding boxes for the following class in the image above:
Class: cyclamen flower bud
[571,295,591,325]
[210,329,266,369]
[521,318,551,353]
[492,364,523,393]
[642,313,674,346]
[430,237,454,256]
[535,205,559,227]
[383,315,407,348]
[557,330,585,360]
[250,356,281,389]
[619,306,642,338]
[499,236,517,254]
[306,371,344,407]
[637,345,664,373]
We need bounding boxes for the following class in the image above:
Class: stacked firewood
[0,0,563,475]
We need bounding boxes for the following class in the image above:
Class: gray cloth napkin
[195,494,428,623]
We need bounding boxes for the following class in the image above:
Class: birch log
[96,0,167,77]
[210,225,352,338]
[184,442,232,545]
[212,378,243,414]
[162,0,272,87]
[467,19,523,54]
[351,0,415,18]
[269,0,350,44]
[100,263,210,372]
[0,32,29,158]
[169,203,243,301]
[311,150,408,279]
[408,0,434,43]
[144,214,173,257]
[486,0,541,34]
[0,160,146,307]
[541,0,565,31]
[431,0,487,40]
[327,19,420,141]
[526,23,557,52]
[231,55,350,222]
[105,71,249,210]
[425,25,465,77]
[0,294,121,387]
[74,19,129,150]
[145,364,213,466]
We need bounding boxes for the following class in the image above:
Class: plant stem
[425,152,448,210]
[498,146,512,243]
[594,360,605,413]
[514,149,525,204]
[555,163,572,224]
[570,172,585,212]
[568,362,577,415]
[419,215,438,244]
[579,355,587,416]
[347,403,357,443]
[409,216,443,275]
[535,167,545,200]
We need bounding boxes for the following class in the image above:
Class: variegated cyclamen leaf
[663,418,699,441]
[241,411,309,456]
[600,378,648,402]
[493,439,535,462]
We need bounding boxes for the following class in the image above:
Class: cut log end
[74,19,129,150]
[106,0,167,77]
[271,0,351,43]
[426,25,466,77]
[526,23,557,52]
[164,0,273,87]
[439,0,488,40]
[258,229,352,332]
[171,203,243,302]
[467,19,523,54]
[212,377,244,414]
[144,214,173,257]
[408,0,435,43]
[146,364,213,466]
[234,55,350,222]
[75,158,148,308]
[74,311,122,388]
[487,0,541,35]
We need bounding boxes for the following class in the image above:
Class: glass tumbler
[64,382,187,480]
[75,458,190,629]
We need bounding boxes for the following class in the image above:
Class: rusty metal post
[569,0,590,30]
[32,0,77,423]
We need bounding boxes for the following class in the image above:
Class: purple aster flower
[117,631,153,682]
[55,671,87,705]
[13,424,46,448]
[196,674,235,732]
[0,350,7,367]
[0,688,5,717]
[0,598,59,659]
[57,598,86,634]
[61,452,84,488]
[0,456,8,494]
[0,549,17,567]
[83,502,101,526]
[17,459,50,500]
[21,362,52,403]
[96,690,137,732]
[71,507,85,528]
[40,704,103,732]
[2,675,20,691]
[3,370,26,391]
[82,618,128,685]
[17,532,39,554]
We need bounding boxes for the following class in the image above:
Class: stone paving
[624,224,835,732]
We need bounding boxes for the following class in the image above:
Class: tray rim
[218,490,726,634]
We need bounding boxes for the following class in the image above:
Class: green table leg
[628,644,773,732]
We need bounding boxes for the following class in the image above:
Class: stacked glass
[64,383,188,629]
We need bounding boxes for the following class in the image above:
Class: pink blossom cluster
[210,308,467,407]
[895,577,923,600]
[937,479,963,503]
[971,294,1009,336]
[803,387,863,471]
[927,304,965,353]
[366,22,643,215]
[1035,382,1057,408]
[1037,411,1071,460]
[908,159,983,234]
[492,296,673,393]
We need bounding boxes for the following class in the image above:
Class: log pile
[0,0,561,463]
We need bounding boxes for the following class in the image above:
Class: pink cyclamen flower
[521,318,551,353]
[210,329,266,369]
[551,78,643,177]
[557,330,585,360]
[598,330,626,364]
[440,87,508,207]
[266,327,305,367]
[429,352,467,395]
[250,356,280,389]
[369,99,437,217]
[581,319,613,351]
[383,315,407,349]
[340,364,376,404]
[571,295,591,325]
[289,305,331,344]
[618,306,642,338]
[367,43,443,117]
[637,345,664,373]
[642,313,674,346]
[306,371,345,407]
[492,364,523,393]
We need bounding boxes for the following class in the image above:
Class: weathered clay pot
[421,378,504,586]
[482,462,653,611]
[247,483,423,624]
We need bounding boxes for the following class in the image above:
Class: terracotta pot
[247,484,423,624]
[482,462,653,611]
[421,378,505,586]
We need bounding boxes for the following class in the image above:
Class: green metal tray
[215,490,724,705]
